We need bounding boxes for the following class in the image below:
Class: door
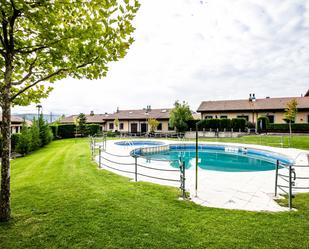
[131,123,138,133]
[141,123,148,133]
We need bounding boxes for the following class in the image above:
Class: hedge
[50,124,101,138]
[0,133,21,156]
[187,118,247,131]
[268,123,309,133]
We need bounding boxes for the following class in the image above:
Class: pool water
[139,145,291,172]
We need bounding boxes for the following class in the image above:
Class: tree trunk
[0,56,12,221]
[0,90,11,221]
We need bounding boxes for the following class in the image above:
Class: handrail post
[275,160,279,196]
[99,146,102,168]
[289,165,292,210]
[135,156,138,182]
[195,123,198,197]
[182,160,186,199]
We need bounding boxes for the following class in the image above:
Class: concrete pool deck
[94,139,309,212]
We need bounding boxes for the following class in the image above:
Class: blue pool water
[136,144,292,172]
[115,140,165,147]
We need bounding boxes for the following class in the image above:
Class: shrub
[86,124,101,136]
[268,123,309,133]
[38,114,53,145]
[11,133,20,152]
[50,124,76,139]
[16,125,32,155]
[231,118,247,131]
[257,116,270,132]
[106,131,117,137]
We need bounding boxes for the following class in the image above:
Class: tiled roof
[102,109,171,120]
[197,96,309,112]
[0,115,24,123]
[60,114,107,124]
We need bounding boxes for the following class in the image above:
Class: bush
[231,118,247,131]
[11,133,20,152]
[187,118,247,131]
[86,124,101,136]
[106,131,118,137]
[50,124,76,139]
[16,125,32,155]
[257,116,270,132]
[38,115,53,146]
[268,123,309,133]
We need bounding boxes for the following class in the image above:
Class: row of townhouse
[59,89,309,133]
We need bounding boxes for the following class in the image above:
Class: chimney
[116,107,120,113]
[249,94,252,101]
[90,111,94,116]
[146,105,151,112]
[252,93,256,101]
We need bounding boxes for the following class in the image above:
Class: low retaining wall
[140,145,170,155]
[184,131,246,139]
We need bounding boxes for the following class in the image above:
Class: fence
[275,160,309,209]
[96,145,186,200]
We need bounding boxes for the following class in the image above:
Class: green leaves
[169,101,193,132]
[0,0,140,106]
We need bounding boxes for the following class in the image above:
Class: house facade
[59,108,174,133]
[101,107,173,133]
[59,112,107,131]
[0,115,25,134]
[197,92,309,124]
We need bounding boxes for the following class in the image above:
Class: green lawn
[1,138,309,248]
[197,135,309,150]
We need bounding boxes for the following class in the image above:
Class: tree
[38,114,53,146]
[29,119,41,151]
[77,113,87,136]
[114,118,119,131]
[148,118,159,133]
[0,1,140,221]
[284,99,298,136]
[169,101,193,132]
[16,122,31,155]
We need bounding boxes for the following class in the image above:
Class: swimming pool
[134,144,293,172]
[115,140,165,147]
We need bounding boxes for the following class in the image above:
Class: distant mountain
[13,113,62,123]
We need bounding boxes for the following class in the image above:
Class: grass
[0,137,309,248]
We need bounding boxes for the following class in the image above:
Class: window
[205,115,213,119]
[157,123,162,131]
[109,123,114,130]
[307,114,309,123]
[237,115,249,121]
[119,123,124,130]
[168,125,174,131]
[220,115,228,119]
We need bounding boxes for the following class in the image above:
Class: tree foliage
[38,114,53,145]
[77,113,87,136]
[148,118,159,132]
[114,118,119,131]
[0,0,140,106]
[0,0,140,221]
[169,101,193,132]
[284,99,298,123]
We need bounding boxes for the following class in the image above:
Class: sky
[13,0,309,115]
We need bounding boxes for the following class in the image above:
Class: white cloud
[13,0,309,115]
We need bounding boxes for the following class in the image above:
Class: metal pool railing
[96,146,187,200]
[275,160,309,210]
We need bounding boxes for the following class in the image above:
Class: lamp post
[36,104,42,120]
